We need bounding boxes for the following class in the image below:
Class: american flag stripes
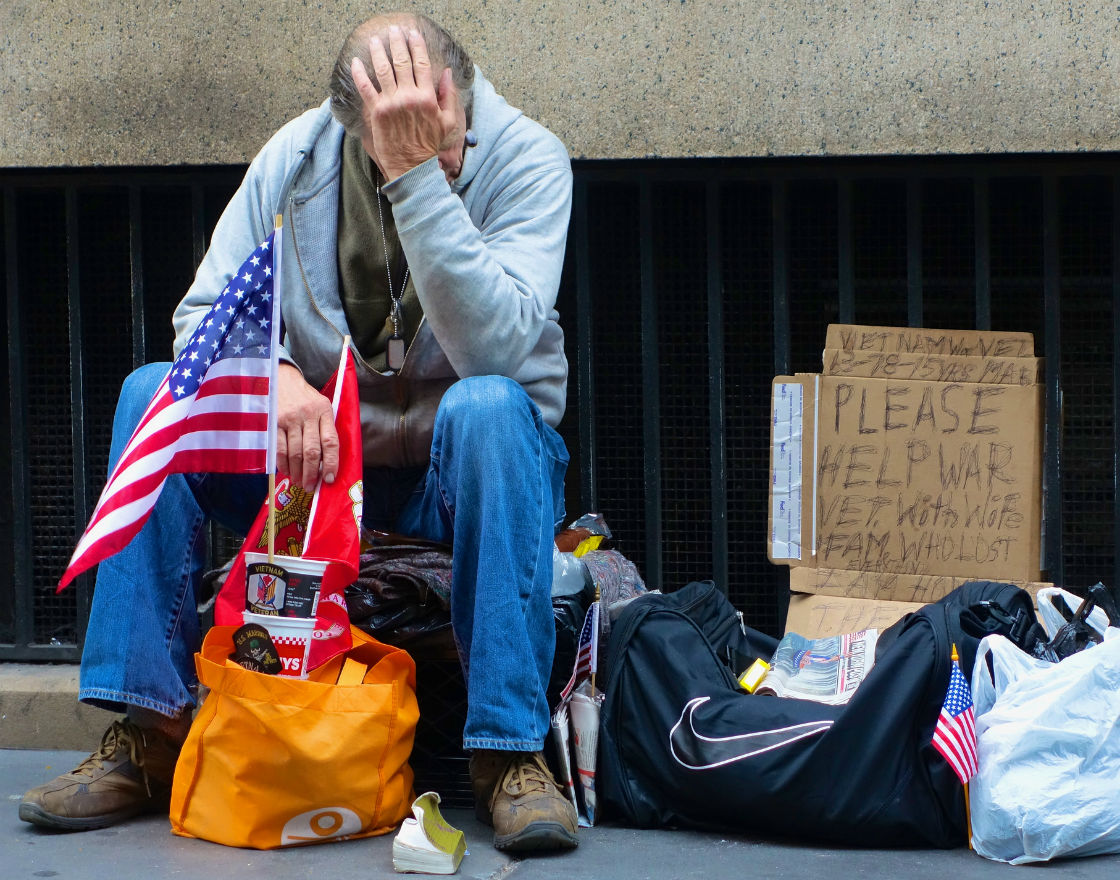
[59,232,280,589]
[931,650,979,784]
[561,601,600,700]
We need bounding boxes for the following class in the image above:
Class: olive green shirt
[337,135,423,369]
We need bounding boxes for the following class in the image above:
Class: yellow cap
[738,658,771,693]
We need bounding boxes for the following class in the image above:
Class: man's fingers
[283,424,304,487]
[408,27,434,92]
[299,420,324,493]
[435,65,455,114]
[386,25,415,89]
[351,55,379,106]
[275,363,335,492]
[318,413,340,485]
[368,33,397,94]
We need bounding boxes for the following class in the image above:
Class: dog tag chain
[376,175,409,373]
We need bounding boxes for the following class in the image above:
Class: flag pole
[951,641,975,850]
[964,781,973,850]
[949,640,976,846]
[590,586,600,697]
[302,335,351,552]
[266,214,284,563]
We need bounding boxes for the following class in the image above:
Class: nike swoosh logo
[669,696,834,770]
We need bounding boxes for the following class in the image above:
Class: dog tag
[387,335,405,372]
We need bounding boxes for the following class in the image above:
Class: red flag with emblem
[215,351,361,671]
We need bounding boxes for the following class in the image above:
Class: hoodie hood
[450,67,523,194]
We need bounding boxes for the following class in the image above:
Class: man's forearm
[384,156,572,378]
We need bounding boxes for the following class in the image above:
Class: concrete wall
[2,1,1118,167]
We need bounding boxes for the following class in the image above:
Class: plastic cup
[273,555,327,618]
[243,610,315,678]
[245,553,327,618]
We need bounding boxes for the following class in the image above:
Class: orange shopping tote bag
[170,624,418,849]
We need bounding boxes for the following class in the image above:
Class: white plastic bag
[1035,587,1111,640]
[969,634,1120,864]
[552,546,590,597]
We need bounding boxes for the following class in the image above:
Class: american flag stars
[170,236,276,400]
[59,229,280,590]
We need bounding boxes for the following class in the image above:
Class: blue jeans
[80,363,569,752]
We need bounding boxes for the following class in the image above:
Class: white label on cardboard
[771,382,803,559]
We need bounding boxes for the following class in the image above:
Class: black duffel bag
[599,579,1036,847]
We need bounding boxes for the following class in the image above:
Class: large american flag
[561,601,600,700]
[59,232,280,589]
[931,651,978,784]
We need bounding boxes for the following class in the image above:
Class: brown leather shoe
[19,718,181,831]
[469,750,578,852]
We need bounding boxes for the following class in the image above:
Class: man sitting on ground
[21,10,578,854]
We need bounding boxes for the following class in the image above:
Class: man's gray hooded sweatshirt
[173,69,573,468]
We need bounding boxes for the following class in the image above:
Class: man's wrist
[380,156,445,202]
[380,154,437,183]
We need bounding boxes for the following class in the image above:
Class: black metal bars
[3,156,1119,657]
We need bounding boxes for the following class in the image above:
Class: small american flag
[561,601,600,700]
[931,649,978,784]
[59,232,280,589]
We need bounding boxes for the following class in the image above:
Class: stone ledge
[3,2,1119,166]
[0,664,112,750]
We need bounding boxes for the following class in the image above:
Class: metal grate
[788,179,840,374]
[140,187,197,362]
[79,189,133,519]
[720,181,780,632]
[0,190,11,645]
[3,157,1120,661]
[989,177,1045,339]
[585,183,646,568]
[1058,176,1114,587]
[410,658,471,808]
[921,178,976,329]
[19,190,81,646]
[852,178,908,327]
[654,182,714,592]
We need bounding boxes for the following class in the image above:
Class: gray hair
[329,13,475,136]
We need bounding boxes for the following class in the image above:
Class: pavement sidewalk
[6,749,1119,880]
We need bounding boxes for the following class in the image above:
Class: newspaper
[756,629,878,704]
[549,702,578,811]
[568,685,602,827]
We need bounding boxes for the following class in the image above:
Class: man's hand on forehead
[351,24,462,182]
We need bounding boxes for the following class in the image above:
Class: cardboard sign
[825,324,1034,358]
[771,325,1047,637]
[822,349,1042,387]
[770,373,1043,582]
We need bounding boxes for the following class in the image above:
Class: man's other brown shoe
[469,750,578,853]
[19,718,181,831]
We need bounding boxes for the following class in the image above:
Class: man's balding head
[329,12,475,136]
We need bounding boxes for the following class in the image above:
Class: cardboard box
[771,325,1046,636]
[785,593,928,638]
[785,567,1047,637]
